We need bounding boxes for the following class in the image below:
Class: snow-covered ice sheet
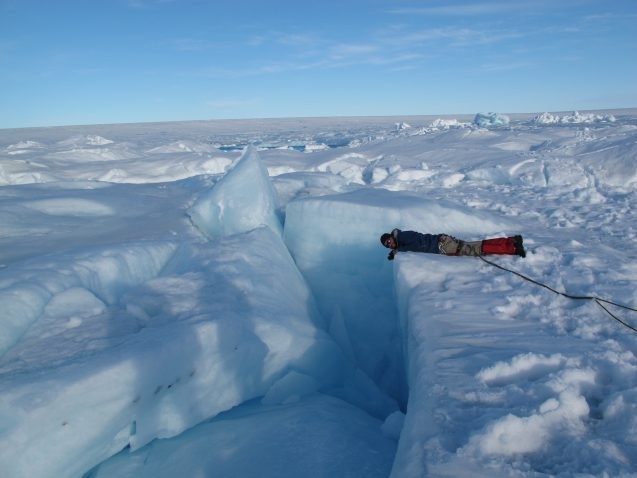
[393,254,637,477]
[0,110,636,477]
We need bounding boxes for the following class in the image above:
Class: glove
[387,250,396,261]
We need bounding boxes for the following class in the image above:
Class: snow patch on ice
[476,353,568,385]
[22,198,115,216]
[465,389,589,455]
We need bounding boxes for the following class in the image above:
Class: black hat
[380,233,391,245]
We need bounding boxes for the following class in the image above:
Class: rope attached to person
[478,255,637,334]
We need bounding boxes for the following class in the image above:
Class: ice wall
[188,145,282,238]
[0,228,345,478]
[284,188,514,406]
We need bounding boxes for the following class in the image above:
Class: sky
[1,0,636,128]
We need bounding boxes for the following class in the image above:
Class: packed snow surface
[0,110,636,477]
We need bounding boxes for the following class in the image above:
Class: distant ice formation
[534,111,617,124]
[474,112,511,127]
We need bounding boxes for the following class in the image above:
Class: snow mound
[45,146,137,162]
[56,135,114,147]
[577,139,637,187]
[188,146,282,238]
[5,141,45,155]
[474,112,510,127]
[6,140,44,150]
[314,152,377,185]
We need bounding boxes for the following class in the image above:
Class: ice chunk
[0,228,344,478]
[188,145,282,239]
[533,112,561,124]
[474,112,510,127]
[429,118,469,129]
[534,111,617,124]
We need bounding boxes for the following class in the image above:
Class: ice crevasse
[191,146,529,477]
[0,145,528,478]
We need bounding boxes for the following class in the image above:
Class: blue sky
[1,0,636,128]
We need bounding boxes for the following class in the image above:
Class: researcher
[380,229,525,260]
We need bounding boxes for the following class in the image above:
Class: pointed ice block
[189,146,282,239]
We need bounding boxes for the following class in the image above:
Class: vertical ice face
[188,145,283,239]
[283,188,516,408]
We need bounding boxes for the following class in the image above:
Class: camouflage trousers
[438,234,482,256]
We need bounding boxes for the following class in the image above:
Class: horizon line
[2,107,636,131]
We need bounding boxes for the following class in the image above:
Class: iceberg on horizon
[474,112,510,127]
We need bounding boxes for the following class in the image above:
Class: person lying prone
[380,229,525,260]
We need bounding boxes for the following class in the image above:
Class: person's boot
[513,235,526,258]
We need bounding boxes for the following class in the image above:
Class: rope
[477,255,637,334]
